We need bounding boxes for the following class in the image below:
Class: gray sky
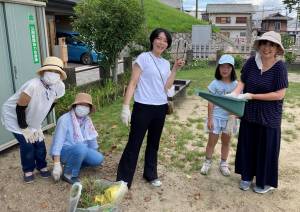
[182,0,285,11]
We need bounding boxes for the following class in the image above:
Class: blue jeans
[60,143,104,177]
[13,133,47,173]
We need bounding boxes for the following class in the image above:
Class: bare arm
[123,63,141,105]
[165,58,185,89]
[251,88,286,101]
[208,102,214,119]
[17,92,31,106]
[232,81,245,95]
[207,102,214,130]
[53,156,60,163]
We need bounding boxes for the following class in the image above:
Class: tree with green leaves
[283,0,299,12]
[73,0,144,82]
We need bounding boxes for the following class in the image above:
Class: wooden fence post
[64,67,76,89]
[186,49,193,64]
[123,57,132,72]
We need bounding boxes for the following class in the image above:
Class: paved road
[68,62,125,86]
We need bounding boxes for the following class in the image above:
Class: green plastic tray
[197,90,247,117]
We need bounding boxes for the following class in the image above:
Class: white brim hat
[253,31,284,55]
[36,56,67,80]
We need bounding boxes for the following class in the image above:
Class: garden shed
[0,0,53,151]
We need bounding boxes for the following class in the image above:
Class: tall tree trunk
[113,57,118,83]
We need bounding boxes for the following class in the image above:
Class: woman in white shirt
[1,56,66,183]
[117,28,185,189]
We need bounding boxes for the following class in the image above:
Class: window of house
[236,17,247,24]
[240,32,246,37]
[275,21,281,31]
[216,17,231,24]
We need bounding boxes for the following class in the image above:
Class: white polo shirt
[1,78,65,134]
[134,52,171,105]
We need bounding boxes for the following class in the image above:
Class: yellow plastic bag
[94,184,124,205]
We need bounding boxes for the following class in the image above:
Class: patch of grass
[187,117,204,124]
[145,0,207,32]
[283,137,293,143]
[282,112,296,123]
[78,177,105,208]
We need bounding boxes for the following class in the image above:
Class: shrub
[55,73,130,117]
[184,59,209,70]
[285,52,297,64]
[234,55,244,69]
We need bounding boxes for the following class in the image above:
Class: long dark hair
[215,64,237,82]
[149,28,172,50]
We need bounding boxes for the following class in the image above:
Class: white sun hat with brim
[36,56,67,80]
[253,31,284,55]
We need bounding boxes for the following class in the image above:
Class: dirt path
[1,96,300,212]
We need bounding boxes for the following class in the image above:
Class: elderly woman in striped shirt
[228,31,288,194]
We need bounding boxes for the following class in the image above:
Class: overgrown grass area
[144,0,207,32]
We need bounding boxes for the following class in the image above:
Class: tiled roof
[206,4,254,14]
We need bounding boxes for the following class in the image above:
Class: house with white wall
[204,4,254,44]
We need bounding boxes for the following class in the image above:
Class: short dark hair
[215,64,237,81]
[149,28,172,50]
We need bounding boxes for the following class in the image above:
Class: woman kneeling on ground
[50,93,104,184]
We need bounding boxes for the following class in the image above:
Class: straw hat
[70,93,96,113]
[253,31,284,55]
[36,56,67,80]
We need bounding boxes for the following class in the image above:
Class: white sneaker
[219,161,230,176]
[239,180,252,191]
[253,185,275,194]
[150,179,162,187]
[200,159,212,175]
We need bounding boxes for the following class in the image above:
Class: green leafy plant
[184,59,209,70]
[285,52,297,64]
[282,34,294,49]
[234,55,244,69]
[73,0,144,82]
[55,72,130,118]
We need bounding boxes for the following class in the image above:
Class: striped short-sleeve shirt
[241,56,288,128]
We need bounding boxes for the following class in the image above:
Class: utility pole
[296,1,299,35]
[195,0,198,19]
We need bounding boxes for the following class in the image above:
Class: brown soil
[1,88,300,212]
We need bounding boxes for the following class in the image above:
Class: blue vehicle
[56,31,103,65]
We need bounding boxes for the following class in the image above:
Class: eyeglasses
[155,36,168,43]
[259,40,278,48]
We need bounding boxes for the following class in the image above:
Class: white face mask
[43,71,61,85]
[75,105,90,117]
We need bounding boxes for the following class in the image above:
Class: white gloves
[225,92,252,100]
[21,128,37,143]
[35,129,45,142]
[52,162,62,182]
[121,104,131,126]
[225,92,238,98]
[21,128,45,143]
[237,93,252,100]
